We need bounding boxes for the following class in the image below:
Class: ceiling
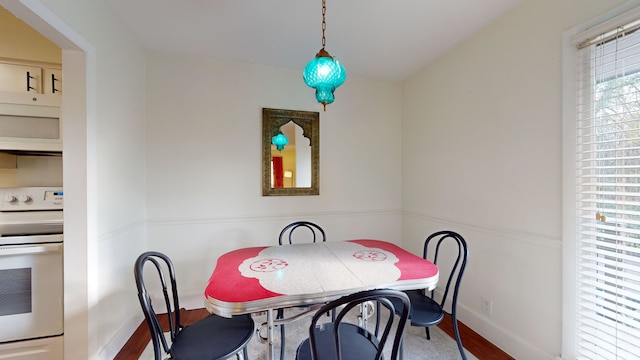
[104,0,524,82]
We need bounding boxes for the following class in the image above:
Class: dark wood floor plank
[437,314,515,360]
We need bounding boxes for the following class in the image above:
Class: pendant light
[303,0,346,111]
[271,131,289,151]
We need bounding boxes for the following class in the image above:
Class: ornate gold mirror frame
[262,108,319,196]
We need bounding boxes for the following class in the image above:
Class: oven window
[0,268,32,316]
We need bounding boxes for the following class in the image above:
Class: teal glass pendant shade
[303,48,346,111]
[271,131,288,151]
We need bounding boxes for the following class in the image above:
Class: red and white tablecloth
[204,239,438,317]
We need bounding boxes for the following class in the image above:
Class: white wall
[0,1,148,359]
[5,0,633,359]
[144,53,403,306]
[401,0,628,359]
[0,4,401,359]
[0,5,60,63]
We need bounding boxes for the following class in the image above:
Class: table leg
[260,305,321,360]
[358,301,375,332]
[267,308,275,360]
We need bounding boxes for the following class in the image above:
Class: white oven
[0,187,63,359]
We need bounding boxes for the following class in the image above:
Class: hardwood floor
[114,308,514,360]
[437,315,515,360]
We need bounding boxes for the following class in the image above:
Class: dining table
[203,239,439,360]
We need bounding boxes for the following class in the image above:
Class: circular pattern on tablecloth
[353,250,387,261]
[238,242,401,295]
[249,258,288,272]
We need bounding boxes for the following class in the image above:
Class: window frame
[562,3,640,359]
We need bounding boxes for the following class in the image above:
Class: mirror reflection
[262,108,319,196]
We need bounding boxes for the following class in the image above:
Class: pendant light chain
[303,0,346,110]
[321,0,326,49]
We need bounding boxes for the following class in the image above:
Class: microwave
[0,92,61,152]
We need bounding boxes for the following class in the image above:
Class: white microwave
[0,92,61,152]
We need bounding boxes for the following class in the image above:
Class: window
[564,6,640,360]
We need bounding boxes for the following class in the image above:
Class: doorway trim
[0,1,96,359]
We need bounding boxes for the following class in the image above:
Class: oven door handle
[0,243,62,256]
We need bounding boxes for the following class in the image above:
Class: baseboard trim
[458,303,555,360]
[98,312,144,360]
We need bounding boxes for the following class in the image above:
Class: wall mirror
[262,108,319,196]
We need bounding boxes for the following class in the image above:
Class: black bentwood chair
[295,289,410,360]
[276,221,327,358]
[392,230,469,360]
[278,221,327,245]
[134,251,254,360]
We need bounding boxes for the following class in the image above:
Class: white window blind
[574,15,640,360]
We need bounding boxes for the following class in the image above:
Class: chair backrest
[278,221,326,245]
[308,289,410,360]
[134,251,182,360]
[423,230,468,313]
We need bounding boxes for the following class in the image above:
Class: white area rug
[139,308,477,360]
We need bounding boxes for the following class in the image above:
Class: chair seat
[390,290,444,326]
[405,289,445,327]
[296,323,380,360]
[170,314,254,360]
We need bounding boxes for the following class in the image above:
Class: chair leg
[374,303,381,337]
[235,347,248,360]
[425,326,431,340]
[452,317,467,360]
[278,308,285,360]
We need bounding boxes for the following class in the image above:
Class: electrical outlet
[481,296,493,317]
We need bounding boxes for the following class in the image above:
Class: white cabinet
[0,62,42,93]
[42,68,62,95]
[0,60,61,152]
[0,61,61,95]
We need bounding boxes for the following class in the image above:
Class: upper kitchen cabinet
[0,6,62,152]
[0,5,61,97]
[43,68,62,95]
[0,61,61,95]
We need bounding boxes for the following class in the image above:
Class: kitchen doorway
[0,2,93,359]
